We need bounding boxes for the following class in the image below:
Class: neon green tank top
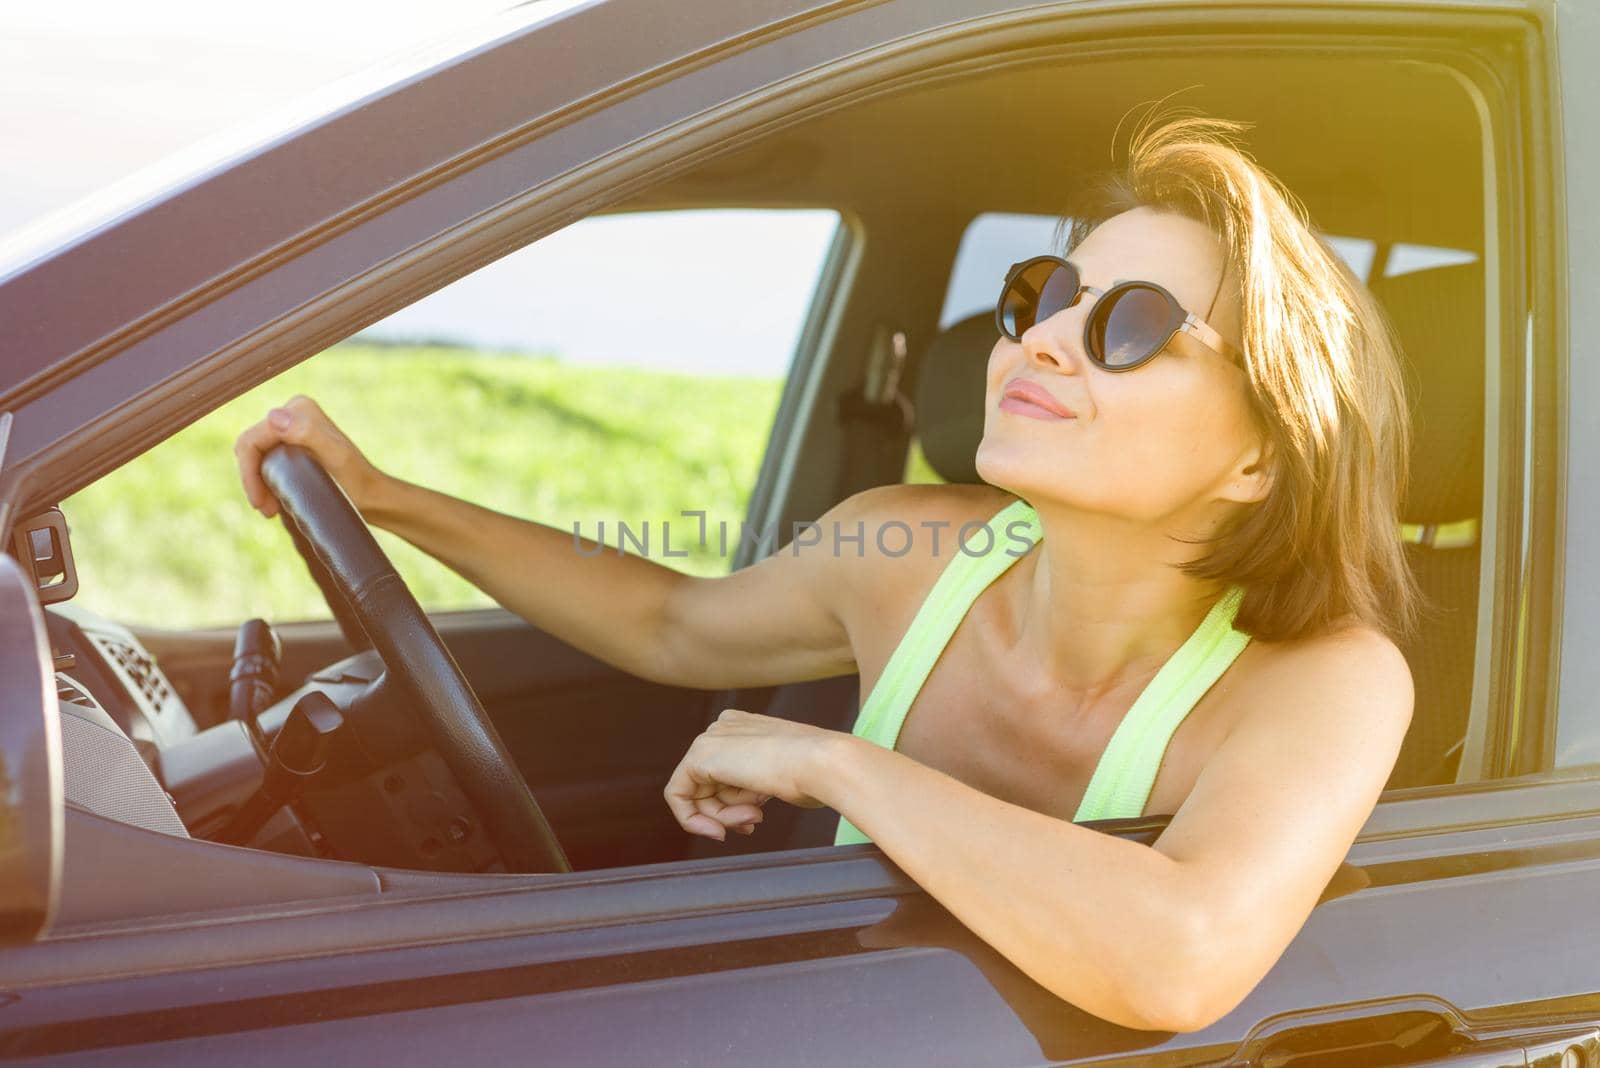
[833,497,1250,846]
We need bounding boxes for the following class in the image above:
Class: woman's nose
[1019,313,1086,375]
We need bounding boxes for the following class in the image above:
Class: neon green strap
[833,496,1253,845]
[1071,584,1250,823]
[835,499,1040,845]
[848,499,1040,747]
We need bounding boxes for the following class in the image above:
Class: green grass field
[64,343,784,629]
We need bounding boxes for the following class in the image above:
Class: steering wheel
[259,444,570,874]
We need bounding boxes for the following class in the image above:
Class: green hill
[64,343,783,629]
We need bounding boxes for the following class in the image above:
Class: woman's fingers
[709,784,766,830]
[234,395,375,519]
[234,398,320,517]
[693,795,765,829]
[663,716,818,843]
[233,418,289,518]
[685,812,729,839]
[663,762,722,839]
[716,785,767,809]
[687,789,766,838]
[664,763,769,841]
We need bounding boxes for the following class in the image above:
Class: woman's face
[974,207,1266,528]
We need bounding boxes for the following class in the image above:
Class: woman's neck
[1007,499,1229,704]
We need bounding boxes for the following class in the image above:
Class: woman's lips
[999,378,1076,421]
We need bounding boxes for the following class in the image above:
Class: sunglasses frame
[994,254,1242,372]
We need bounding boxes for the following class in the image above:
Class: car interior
[29,45,1491,926]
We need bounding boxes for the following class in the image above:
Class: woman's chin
[974,443,1046,498]
[975,442,1096,508]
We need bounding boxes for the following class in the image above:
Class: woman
[235,112,1416,1033]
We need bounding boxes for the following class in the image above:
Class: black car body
[2,0,1597,1063]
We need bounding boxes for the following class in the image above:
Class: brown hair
[1061,108,1418,641]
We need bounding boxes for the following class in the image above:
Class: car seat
[1367,261,1485,789]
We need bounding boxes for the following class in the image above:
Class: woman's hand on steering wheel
[235,395,385,519]
[249,442,571,873]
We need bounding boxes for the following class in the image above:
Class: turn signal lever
[217,691,344,846]
[230,618,281,746]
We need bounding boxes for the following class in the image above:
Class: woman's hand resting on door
[663,709,850,841]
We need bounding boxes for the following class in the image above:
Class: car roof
[627,50,1481,247]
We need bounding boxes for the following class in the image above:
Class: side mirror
[9,507,78,604]
[0,552,64,944]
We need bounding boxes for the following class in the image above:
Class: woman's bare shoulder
[1259,619,1410,677]
[1169,620,1416,833]
[1235,620,1414,734]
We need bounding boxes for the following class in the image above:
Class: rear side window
[938,212,1065,329]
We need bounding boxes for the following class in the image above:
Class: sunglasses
[995,255,1241,372]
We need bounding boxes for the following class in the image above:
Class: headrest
[1367,262,1485,524]
[913,313,996,484]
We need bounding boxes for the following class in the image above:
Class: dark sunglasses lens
[1036,263,1081,323]
[999,260,1076,338]
[1089,285,1176,368]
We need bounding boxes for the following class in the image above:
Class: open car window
[62,208,841,628]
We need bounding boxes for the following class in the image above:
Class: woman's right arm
[234,395,863,691]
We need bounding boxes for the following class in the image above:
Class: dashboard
[44,601,198,771]
[37,599,495,870]
[43,601,304,847]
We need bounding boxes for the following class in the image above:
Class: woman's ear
[1222,435,1276,505]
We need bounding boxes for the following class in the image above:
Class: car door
[4,0,1598,1064]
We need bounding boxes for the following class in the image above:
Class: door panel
[10,803,1600,1065]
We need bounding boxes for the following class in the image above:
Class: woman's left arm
[663,627,1413,1033]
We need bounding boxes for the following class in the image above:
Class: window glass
[938,212,1064,329]
[1323,235,1378,281]
[1384,243,1480,279]
[64,209,842,628]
